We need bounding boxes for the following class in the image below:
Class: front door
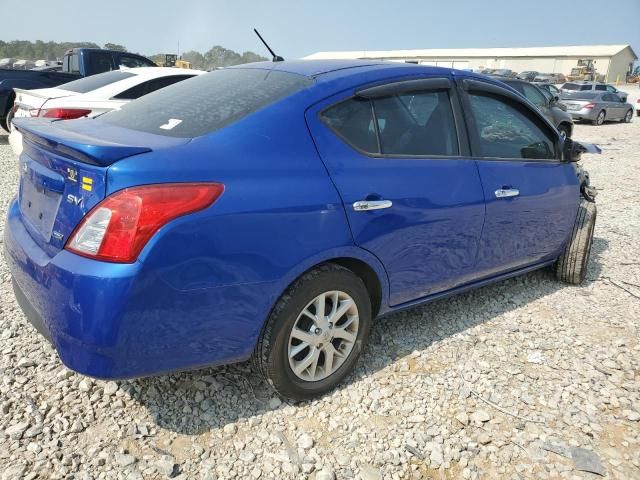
[460,79,580,277]
[306,78,486,306]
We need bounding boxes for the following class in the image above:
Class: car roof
[227,59,455,78]
[119,67,205,77]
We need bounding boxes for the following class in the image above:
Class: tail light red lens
[39,108,92,120]
[65,183,224,263]
[583,103,595,109]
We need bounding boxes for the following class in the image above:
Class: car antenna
[254,28,284,62]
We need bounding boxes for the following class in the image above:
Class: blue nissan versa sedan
[5,60,597,400]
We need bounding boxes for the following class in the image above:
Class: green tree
[104,43,127,52]
[181,50,205,69]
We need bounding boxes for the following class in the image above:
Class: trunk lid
[12,117,189,256]
[13,87,77,112]
[562,99,592,111]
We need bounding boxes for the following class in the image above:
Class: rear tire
[253,264,371,401]
[623,109,633,123]
[5,106,15,133]
[556,201,597,285]
[592,110,605,126]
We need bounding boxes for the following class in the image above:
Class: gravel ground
[0,87,639,480]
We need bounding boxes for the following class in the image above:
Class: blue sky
[2,0,639,62]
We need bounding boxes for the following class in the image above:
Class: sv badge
[67,194,83,208]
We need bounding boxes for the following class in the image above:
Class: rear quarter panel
[103,95,383,368]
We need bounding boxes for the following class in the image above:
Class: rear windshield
[101,68,313,138]
[561,92,598,100]
[59,70,135,93]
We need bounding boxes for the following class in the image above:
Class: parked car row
[0,48,157,131]
[482,70,633,129]
[6,58,600,400]
[7,67,204,155]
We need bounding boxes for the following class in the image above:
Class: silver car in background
[561,91,634,125]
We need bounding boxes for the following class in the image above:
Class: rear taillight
[39,108,92,120]
[65,183,224,263]
[583,103,595,109]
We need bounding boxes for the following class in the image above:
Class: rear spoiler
[13,87,51,100]
[14,118,152,166]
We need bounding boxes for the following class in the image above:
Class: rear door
[459,78,579,277]
[306,77,486,306]
[606,93,625,119]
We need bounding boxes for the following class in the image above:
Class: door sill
[381,259,556,317]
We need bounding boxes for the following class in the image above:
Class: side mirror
[563,138,602,163]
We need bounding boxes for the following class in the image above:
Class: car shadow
[119,237,608,435]
[0,134,8,145]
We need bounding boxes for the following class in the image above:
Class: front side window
[467,93,555,160]
[521,83,548,108]
[320,88,459,157]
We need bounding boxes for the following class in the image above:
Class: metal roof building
[305,45,638,82]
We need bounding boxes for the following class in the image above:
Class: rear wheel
[623,109,633,123]
[254,264,371,400]
[592,110,605,126]
[1,94,15,133]
[5,106,15,133]
[556,201,597,285]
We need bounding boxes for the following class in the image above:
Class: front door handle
[353,200,393,211]
[494,188,520,199]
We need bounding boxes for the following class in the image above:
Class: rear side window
[320,98,377,153]
[87,52,113,75]
[102,68,313,138]
[467,93,555,160]
[580,84,592,91]
[59,70,136,93]
[562,83,579,90]
[119,55,156,68]
[69,54,80,74]
[320,89,459,157]
[595,84,607,91]
[113,75,196,100]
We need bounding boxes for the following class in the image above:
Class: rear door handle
[353,200,393,211]
[494,188,520,199]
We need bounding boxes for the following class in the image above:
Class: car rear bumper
[4,198,272,379]
[567,109,597,120]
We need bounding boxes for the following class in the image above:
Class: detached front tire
[254,264,371,401]
[556,201,597,284]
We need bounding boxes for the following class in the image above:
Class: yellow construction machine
[155,54,192,69]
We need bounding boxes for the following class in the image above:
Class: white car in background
[8,67,204,154]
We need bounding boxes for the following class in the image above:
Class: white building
[305,45,638,83]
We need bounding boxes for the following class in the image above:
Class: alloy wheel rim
[626,111,632,122]
[598,112,605,124]
[288,291,359,382]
